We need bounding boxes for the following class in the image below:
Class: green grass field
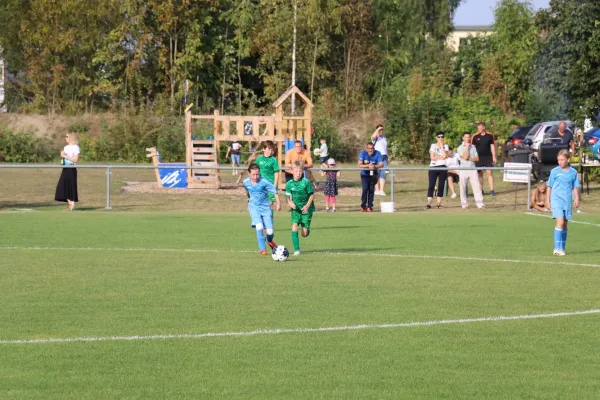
[1,211,600,399]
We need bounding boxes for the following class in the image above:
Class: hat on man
[327,158,336,165]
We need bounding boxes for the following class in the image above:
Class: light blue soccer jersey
[548,166,580,210]
[243,177,277,215]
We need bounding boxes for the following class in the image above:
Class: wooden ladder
[187,140,220,189]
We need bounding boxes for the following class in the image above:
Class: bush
[0,126,56,163]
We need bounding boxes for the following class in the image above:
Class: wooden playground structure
[184,85,314,189]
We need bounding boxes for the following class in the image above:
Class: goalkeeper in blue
[547,149,580,256]
[243,163,281,255]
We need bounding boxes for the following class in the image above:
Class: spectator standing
[55,132,80,211]
[284,140,313,182]
[445,148,460,198]
[426,132,449,209]
[472,121,497,196]
[323,158,340,212]
[457,132,485,209]
[358,142,383,212]
[549,121,575,153]
[371,124,388,196]
[225,140,242,175]
[314,137,329,169]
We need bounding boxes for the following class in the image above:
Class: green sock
[291,231,300,251]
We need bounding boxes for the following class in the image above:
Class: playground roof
[272,85,314,109]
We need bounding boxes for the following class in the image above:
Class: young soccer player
[285,160,315,255]
[255,141,280,210]
[243,163,281,255]
[546,149,580,256]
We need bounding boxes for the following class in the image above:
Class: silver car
[523,120,575,150]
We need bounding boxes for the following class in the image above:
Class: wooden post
[185,110,192,182]
[146,147,161,187]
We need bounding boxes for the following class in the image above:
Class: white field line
[1,245,600,269]
[1,309,599,345]
[524,211,600,227]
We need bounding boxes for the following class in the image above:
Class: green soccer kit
[256,155,280,202]
[285,177,315,227]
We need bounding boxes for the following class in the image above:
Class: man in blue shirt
[358,142,383,212]
[547,149,580,256]
[243,163,281,255]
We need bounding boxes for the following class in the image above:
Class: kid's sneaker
[293,250,301,256]
[260,250,268,256]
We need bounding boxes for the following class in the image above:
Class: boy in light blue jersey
[547,149,580,256]
[243,163,281,255]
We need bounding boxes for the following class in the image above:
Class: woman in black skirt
[55,132,80,211]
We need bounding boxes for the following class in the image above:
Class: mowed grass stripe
[1,308,599,345]
[2,245,600,269]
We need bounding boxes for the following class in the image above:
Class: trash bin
[508,149,531,164]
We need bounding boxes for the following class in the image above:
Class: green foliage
[442,95,522,147]
[0,127,56,163]
[78,115,186,163]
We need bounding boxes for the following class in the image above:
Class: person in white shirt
[313,137,329,168]
[457,132,485,209]
[445,148,460,198]
[54,132,80,211]
[426,132,449,209]
[371,124,388,196]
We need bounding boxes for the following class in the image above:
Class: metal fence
[0,164,533,211]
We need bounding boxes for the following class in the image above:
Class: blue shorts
[249,208,274,229]
[379,155,389,180]
[552,208,572,221]
[231,154,241,165]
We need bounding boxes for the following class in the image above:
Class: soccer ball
[272,245,289,262]
[313,148,320,155]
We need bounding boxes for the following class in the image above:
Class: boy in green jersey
[285,160,315,255]
[255,141,280,209]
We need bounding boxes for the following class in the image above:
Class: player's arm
[491,137,497,164]
[573,173,581,208]
[286,194,296,210]
[546,187,551,210]
[273,193,282,211]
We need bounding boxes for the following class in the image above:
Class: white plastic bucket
[380,202,395,213]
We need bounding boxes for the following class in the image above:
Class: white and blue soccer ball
[272,245,289,262]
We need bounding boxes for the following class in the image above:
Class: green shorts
[290,209,313,228]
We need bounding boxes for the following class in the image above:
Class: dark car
[503,125,534,160]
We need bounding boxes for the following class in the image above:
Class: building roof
[453,25,495,32]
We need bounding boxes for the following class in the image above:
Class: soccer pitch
[1,211,600,399]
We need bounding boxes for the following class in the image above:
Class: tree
[535,0,600,121]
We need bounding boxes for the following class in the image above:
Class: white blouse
[429,144,449,167]
[63,144,80,165]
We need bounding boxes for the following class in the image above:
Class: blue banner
[158,163,187,188]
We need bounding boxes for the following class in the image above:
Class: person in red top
[471,121,497,196]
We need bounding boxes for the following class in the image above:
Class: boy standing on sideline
[225,140,242,175]
[371,124,388,196]
[285,160,315,256]
[243,163,281,256]
[313,137,329,169]
[457,132,485,209]
[255,141,280,209]
[471,121,497,196]
[358,142,383,212]
[547,150,580,256]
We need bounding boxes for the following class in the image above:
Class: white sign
[503,162,531,183]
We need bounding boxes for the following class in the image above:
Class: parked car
[583,127,600,147]
[583,127,600,160]
[503,125,534,160]
[522,120,576,150]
